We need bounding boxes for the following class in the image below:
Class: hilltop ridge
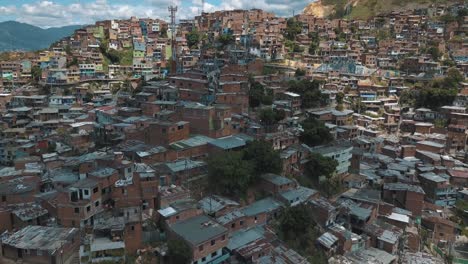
[304,0,460,19]
[0,21,81,52]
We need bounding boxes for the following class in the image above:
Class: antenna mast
[168,5,178,74]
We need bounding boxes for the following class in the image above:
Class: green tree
[277,205,313,242]
[207,140,282,196]
[207,151,254,197]
[305,153,338,185]
[63,88,71,96]
[167,240,191,264]
[259,108,277,127]
[160,27,168,38]
[427,46,441,61]
[288,80,326,108]
[305,153,341,197]
[31,65,42,84]
[336,92,345,110]
[446,67,464,86]
[249,82,265,108]
[295,68,306,76]
[67,57,79,67]
[416,87,457,110]
[84,92,94,102]
[285,18,303,41]
[47,141,57,153]
[399,89,417,107]
[352,98,367,113]
[309,42,319,55]
[276,205,322,259]
[218,33,234,46]
[336,92,344,105]
[64,45,72,55]
[186,30,201,48]
[243,140,282,175]
[299,117,333,147]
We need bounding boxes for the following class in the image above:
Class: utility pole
[168,5,178,74]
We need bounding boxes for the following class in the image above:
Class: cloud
[0,5,16,15]
[0,0,312,28]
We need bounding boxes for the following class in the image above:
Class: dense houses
[0,2,468,264]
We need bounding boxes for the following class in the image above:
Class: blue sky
[0,0,311,28]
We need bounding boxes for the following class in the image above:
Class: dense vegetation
[249,82,273,107]
[167,239,191,264]
[276,205,328,263]
[0,21,81,51]
[299,117,334,147]
[207,140,282,197]
[400,68,464,109]
[288,80,327,109]
[304,153,341,198]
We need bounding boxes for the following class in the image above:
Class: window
[86,206,91,212]
[93,187,98,193]
[231,223,236,228]
[211,240,215,246]
[84,189,89,195]
[176,215,180,220]
[211,251,218,257]
[240,220,244,226]
[95,201,100,207]
[221,235,226,241]
[162,128,166,134]
[202,257,206,262]
[131,225,135,231]
[254,216,258,221]
[74,207,79,214]
[178,125,184,130]
[199,245,204,251]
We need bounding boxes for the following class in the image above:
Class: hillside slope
[0,21,81,52]
[304,0,458,19]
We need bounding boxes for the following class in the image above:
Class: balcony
[207,248,230,264]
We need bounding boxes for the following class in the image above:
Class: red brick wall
[125,223,143,254]
[191,233,228,261]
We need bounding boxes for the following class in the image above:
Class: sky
[0,0,313,28]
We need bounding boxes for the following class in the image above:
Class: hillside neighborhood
[0,1,468,264]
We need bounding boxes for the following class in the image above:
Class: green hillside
[309,0,460,20]
[0,21,82,52]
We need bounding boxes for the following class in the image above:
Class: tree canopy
[299,117,334,147]
[258,108,286,128]
[287,80,327,109]
[207,140,282,197]
[167,239,191,264]
[249,81,273,107]
[275,205,326,263]
[243,140,282,176]
[218,33,234,46]
[305,153,338,184]
[186,30,201,48]
[304,153,340,198]
[284,18,302,41]
[207,151,254,197]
